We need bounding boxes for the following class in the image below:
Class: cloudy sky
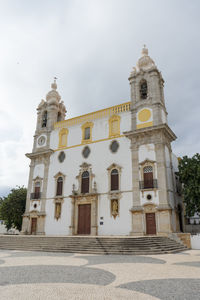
[0,0,200,196]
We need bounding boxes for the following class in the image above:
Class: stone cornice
[26,149,54,159]
[124,124,177,144]
[69,193,98,199]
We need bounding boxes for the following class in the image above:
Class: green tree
[178,153,200,217]
[0,186,27,231]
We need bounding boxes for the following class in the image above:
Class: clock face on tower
[37,135,46,146]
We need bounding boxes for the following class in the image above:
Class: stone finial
[51,77,57,90]
[46,77,61,102]
[136,45,156,71]
[141,44,148,56]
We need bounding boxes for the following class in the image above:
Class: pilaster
[155,142,169,205]
[131,142,140,207]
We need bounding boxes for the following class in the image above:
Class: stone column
[131,142,140,207]
[69,197,75,235]
[41,156,50,212]
[130,141,144,235]
[155,142,172,234]
[25,160,35,213]
[91,195,98,236]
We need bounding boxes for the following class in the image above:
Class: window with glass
[84,127,90,140]
[81,171,89,193]
[34,182,40,199]
[143,166,153,188]
[111,169,119,191]
[56,177,63,196]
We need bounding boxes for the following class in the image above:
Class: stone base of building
[130,204,173,235]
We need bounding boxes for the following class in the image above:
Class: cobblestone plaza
[0,249,200,299]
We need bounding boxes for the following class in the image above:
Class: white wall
[45,110,133,235]
[191,234,200,249]
[138,144,159,206]
[98,193,132,235]
[33,164,44,180]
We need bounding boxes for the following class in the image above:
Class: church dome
[136,46,156,71]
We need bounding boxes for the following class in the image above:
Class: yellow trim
[54,135,125,152]
[58,128,69,148]
[81,122,94,144]
[54,102,131,129]
[137,121,153,129]
[109,115,121,138]
[138,109,151,122]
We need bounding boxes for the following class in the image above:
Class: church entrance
[31,218,37,234]
[78,204,91,235]
[146,213,156,234]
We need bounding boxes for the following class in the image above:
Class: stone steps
[0,235,187,255]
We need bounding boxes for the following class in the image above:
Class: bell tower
[33,78,66,152]
[21,79,66,235]
[129,45,168,131]
[125,46,177,236]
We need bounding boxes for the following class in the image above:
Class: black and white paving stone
[0,249,200,299]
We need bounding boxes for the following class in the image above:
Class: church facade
[21,47,183,236]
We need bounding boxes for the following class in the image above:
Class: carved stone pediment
[54,171,66,179]
[143,203,157,213]
[80,162,91,169]
[107,163,122,171]
[139,159,156,166]
[33,176,43,182]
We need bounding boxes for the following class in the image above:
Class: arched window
[143,166,153,188]
[84,127,90,140]
[58,128,68,148]
[81,171,89,193]
[109,115,121,138]
[81,122,94,143]
[56,177,63,196]
[111,169,119,191]
[34,182,40,199]
[42,111,48,127]
[140,80,148,99]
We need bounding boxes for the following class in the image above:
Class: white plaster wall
[30,200,41,213]
[33,164,44,179]
[31,164,45,196]
[45,135,132,235]
[191,234,200,249]
[140,191,159,206]
[45,198,71,235]
[98,192,132,235]
[138,144,159,206]
[50,111,131,150]
[138,144,156,163]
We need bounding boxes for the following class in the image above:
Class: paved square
[0,249,200,299]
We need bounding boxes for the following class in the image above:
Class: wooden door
[146,213,156,235]
[31,218,37,234]
[144,172,153,188]
[78,204,91,234]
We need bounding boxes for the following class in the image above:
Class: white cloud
[0,0,200,196]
